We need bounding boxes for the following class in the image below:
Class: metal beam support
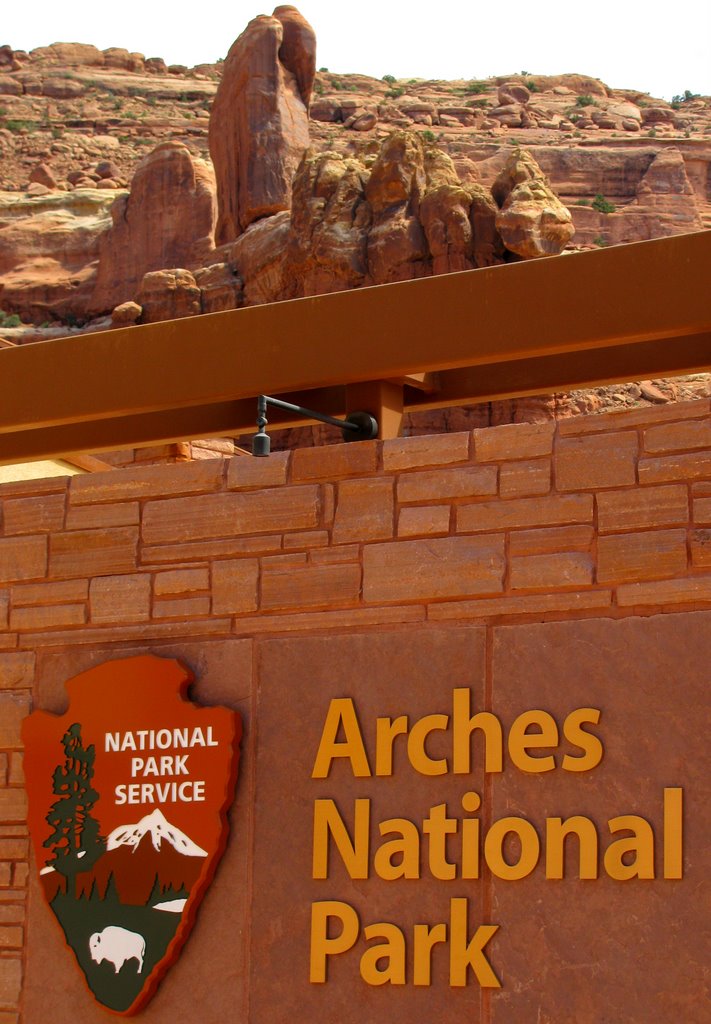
[0,231,709,463]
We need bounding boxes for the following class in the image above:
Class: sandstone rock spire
[209,7,315,245]
[90,141,217,315]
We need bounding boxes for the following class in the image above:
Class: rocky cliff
[0,13,708,434]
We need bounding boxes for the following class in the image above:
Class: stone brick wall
[1,397,711,1021]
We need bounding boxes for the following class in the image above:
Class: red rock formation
[89,142,216,315]
[284,151,370,295]
[493,149,574,258]
[611,149,704,241]
[0,189,120,322]
[209,9,313,244]
[233,132,533,305]
[136,269,201,324]
[273,5,316,108]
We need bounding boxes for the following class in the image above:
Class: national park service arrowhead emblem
[22,655,241,1015]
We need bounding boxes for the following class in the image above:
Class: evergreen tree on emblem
[44,723,104,896]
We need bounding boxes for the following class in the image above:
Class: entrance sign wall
[1,397,710,1022]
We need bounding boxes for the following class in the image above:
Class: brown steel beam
[406,331,711,411]
[0,232,709,435]
[0,390,349,465]
[2,326,708,466]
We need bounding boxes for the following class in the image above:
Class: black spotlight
[251,395,378,457]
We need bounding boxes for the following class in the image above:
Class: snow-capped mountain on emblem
[22,655,242,1016]
[107,809,208,857]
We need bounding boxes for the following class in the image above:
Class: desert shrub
[385,86,405,99]
[0,311,21,328]
[463,80,488,94]
[671,89,700,105]
[5,120,38,133]
[592,193,616,214]
[593,235,608,247]
[576,94,596,107]
[382,74,396,84]
[421,129,436,143]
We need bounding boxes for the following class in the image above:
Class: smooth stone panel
[251,627,488,1024]
[489,612,711,1023]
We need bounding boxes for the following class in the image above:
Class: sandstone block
[458,494,593,533]
[232,605,424,636]
[142,488,319,545]
[597,529,687,584]
[474,422,555,462]
[65,501,140,530]
[509,525,595,558]
[398,505,451,537]
[49,529,138,578]
[693,494,711,525]
[363,535,505,603]
[556,432,638,491]
[0,695,30,748]
[22,618,231,649]
[597,484,688,533]
[212,559,259,615]
[141,535,283,565]
[10,604,86,631]
[0,926,22,948]
[558,400,710,436]
[500,459,551,498]
[0,841,26,862]
[11,579,88,607]
[428,589,612,621]
[644,420,711,454]
[152,597,211,619]
[282,531,329,550]
[291,442,377,483]
[2,494,65,535]
[0,538,47,584]
[690,530,711,568]
[0,655,34,691]
[0,957,21,1009]
[70,461,223,504]
[262,552,307,568]
[8,757,22,788]
[332,478,394,544]
[639,451,711,485]
[616,575,711,608]
[310,545,360,564]
[510,552,594,591]
[153,568,209,597]
[89,574,151,624]
[398,465,497,503]
[228,452,290,490]
[261,562,361,612]
[382,432,469,471]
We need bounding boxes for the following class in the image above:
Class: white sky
[3,1,709,102]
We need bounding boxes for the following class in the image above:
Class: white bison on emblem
[89,926,145,974]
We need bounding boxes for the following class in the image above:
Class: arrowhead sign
[22,655,242,1015]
